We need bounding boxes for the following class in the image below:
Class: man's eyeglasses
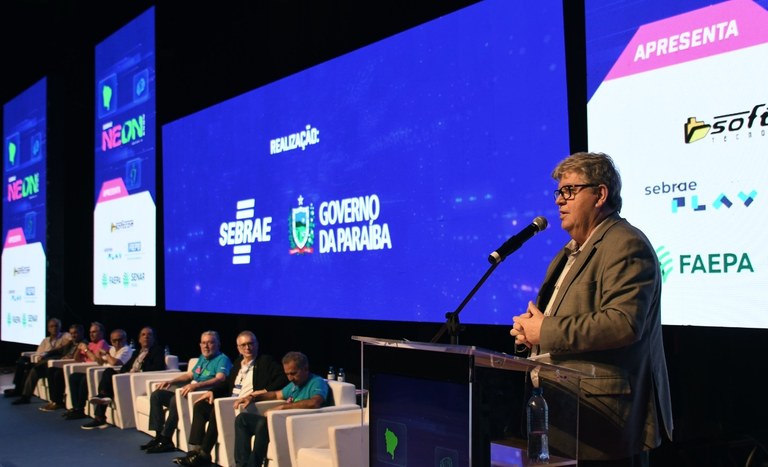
[554,184,598,201]
[237,341,255,348]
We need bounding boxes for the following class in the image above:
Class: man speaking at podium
[510,152,673,467]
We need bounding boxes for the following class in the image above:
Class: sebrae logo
[289,195,315,255]
[684,103,768,144]
[219,198,273,265]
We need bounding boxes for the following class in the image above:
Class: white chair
[89,354,179,428]
[133,357,198,447]
[182,390,281,466]
[62,361,98,409]
[287,408,368,467]
[44,358,76,405]
[83,364,120,416]
[216,380,359,467]
[212,395,243,467]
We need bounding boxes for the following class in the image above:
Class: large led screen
[94,7,156,306]
[586,0,768,328]
[2,78,47,345]
[163,0,571,324]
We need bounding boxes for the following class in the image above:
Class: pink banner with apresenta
[606,0,768,81]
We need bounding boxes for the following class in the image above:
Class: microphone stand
[430,261,500,345]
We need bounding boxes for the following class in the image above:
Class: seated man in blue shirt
[142,330,233,454]
[233,351,329,467]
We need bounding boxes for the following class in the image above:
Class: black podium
[354,336,591,467]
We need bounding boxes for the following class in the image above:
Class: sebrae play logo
[289,195,315,255]
[671,190,756,213]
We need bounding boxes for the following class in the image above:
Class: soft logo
[671,190,756,213]
[289,195,315,255]
[13,266,30,276]
[684,117,710,143]
[219,199,273,265]
[684,103,768,144]
[110,219,135,232]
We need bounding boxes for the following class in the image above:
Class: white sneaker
[88,396,112,405]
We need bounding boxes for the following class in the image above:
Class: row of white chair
[28,353,367,467]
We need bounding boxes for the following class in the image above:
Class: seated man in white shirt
[63,328,134,420]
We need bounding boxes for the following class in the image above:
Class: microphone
[488,216,548,264]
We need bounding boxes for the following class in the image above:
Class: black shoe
[187,452,212,466]
[81,418,109,430]
[11,396,30,405]
[4,388,20,398]
[146,438,176,454]
[172,454,192,466]
[140,437,160,450]
[64,409,87,420]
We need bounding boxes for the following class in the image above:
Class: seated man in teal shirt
[233,351,329,467]
[143,330,233,454]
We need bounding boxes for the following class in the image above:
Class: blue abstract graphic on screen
[163,0,571,323]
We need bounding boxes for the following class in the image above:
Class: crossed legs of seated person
[142,388,181,453]
[173,399,217,466]
[80,367,117,430]
[234,412,270,467]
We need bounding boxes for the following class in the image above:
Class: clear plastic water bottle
[326,366,335,380]
[526,387,550,464]
[336,368,345,382]
[129,339,136,350]
[164,345,170,356]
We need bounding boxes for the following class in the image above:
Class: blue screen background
[3,78,47,250]
[94,6,156,203]
[163,0,571,324]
